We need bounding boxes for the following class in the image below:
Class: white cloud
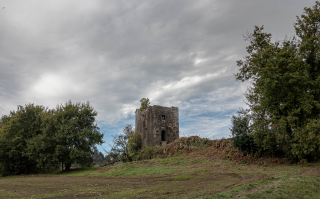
[32,73,81,97]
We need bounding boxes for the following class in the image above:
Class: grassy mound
[136,136,287,165]
[1,137,320,198]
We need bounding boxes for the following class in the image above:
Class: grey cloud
[0,0,316,139]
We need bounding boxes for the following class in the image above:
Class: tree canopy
[0,101,104,176]
[235,1,320,161]
[0,104,47,175]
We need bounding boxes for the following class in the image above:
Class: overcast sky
[0,0,317,151]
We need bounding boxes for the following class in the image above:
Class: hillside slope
[1,137,320,198]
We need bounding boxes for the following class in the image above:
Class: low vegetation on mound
[136,136,286,165]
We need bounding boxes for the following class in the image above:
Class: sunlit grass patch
[245,175,320,199]
[152,157,190,166]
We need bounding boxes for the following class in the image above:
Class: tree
[107,124,133,162]
[26,109,60,172]
[0,104,47,175]
[0,101,104,176]
[230,108,256,155]
[127,130,142,159]
[140,98,150,111]
[106,124,141,163]
[236,2,320,161]
[52,101,104,171]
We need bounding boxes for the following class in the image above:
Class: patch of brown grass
[137,136,293,166]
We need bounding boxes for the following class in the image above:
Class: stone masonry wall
[135,105,179,147]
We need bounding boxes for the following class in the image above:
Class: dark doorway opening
[161,130,166,141]
[162,115,165,120]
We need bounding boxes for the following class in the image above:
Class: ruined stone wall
[135,105,179,147]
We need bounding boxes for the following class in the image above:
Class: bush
[106,125,142,163]
[230,108,257,155]
[127,130,142,160]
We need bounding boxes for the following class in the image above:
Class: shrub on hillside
[106,124,142,163]
[230,108,257,155]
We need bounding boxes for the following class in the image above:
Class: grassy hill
[1,137,320,198]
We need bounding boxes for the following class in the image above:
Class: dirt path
[0,173,268,198]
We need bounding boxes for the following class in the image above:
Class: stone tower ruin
[135,105,179,147]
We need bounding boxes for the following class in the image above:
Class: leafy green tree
[0,104,47,175]
[26,109,60,172]
[236,2,320,161]
[52,101,104,171]
[230,108,256,155]
[0,101,104,176]
[140,98,150,111]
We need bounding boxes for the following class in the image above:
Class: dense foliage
[0,104,47,175]
[0,101,104,176]
[230,109,256,155]
[235,2,320,162]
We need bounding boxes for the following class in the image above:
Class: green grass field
[1,155,320,198]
